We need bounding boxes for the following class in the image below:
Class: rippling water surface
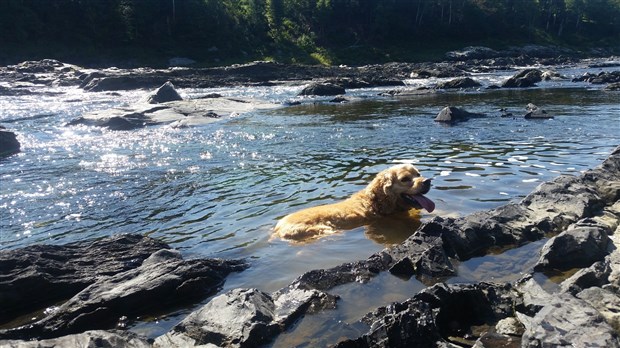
[1,64,619,340]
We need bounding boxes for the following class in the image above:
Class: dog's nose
[421,178,432,191]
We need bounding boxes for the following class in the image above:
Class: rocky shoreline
[1,145,618,347]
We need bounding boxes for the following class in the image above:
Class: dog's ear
[381,171,394,195]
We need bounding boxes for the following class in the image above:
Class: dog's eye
[400,177,412,183]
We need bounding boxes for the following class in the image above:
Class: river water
[1,62,619,342]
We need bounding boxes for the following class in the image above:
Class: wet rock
[298,82,345,96]
[518,293,620,347]
[524,103,553,119]
[335,282,517,347]
[561,260,612,295]
[329,96,348,103]
[0,248,247,340]
[0,330,152,348]
[83,75,157,92]
[501,69,543,88]
[573,70,620,84]
[154,285,336,347]
[434,106,485,123]
[435,77,481,89]
[146,81,183,104]
[66,97,278,130]
[0,127,20,156]
[606,82,620,91]
[0,234,168,325]
[534,219,611,271]
[541,70,564,81]
[293,252,393,291]
[14,59,64,73]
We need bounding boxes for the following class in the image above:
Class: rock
[335,282,517,347]
[518,293,620,347]
[66,97,279,130]
[524,103,553,119]
[298,82,345,96]
[577,287,620,332]
[541,70,564,81]
[0,248,248,340]
[83,75,153,92]
[0,127,20,156]
[0,330,151,348]
[0,234,169,325]
[574,71,620,84]
[436,77,481,89]
[329,95,348,103]
[495,317,524,336]
[434,106,485,123]
[534,219,611,271]
[445,46,501,60]
[501,69,543,88]
[154,286,336,347]
[561,260,612,295]
[146,81,183,104]
[606,82,620,91]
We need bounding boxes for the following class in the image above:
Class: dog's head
[374,164,435,213]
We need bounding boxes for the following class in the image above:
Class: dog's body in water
[273,164,435,242]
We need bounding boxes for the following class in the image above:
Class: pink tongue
[413,194,435,213]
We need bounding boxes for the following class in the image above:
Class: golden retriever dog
[273,164,435,241]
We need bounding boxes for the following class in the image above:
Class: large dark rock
[0,127,20,156]
[435,77,481,89]
[0,234,168,325]
[155,285,337,347]
[298,82,346,96]
[0,330,152,348]
[573,71,620,84]
[502,69,543,88]
[0,248,247,340]
[534,219,611,271]
[434,106,485,123]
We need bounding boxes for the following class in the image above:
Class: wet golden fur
[273,164,431,241]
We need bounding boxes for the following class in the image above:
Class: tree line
[1,0,619,65]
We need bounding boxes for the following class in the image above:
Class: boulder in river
[524,103,553,119]
[434,106,485,123]
[502,69,543,88]
[298,82,346,96]
[0,126,20,156]
[435,77,481,89]
[146,81,183,104]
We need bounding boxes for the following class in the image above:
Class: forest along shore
[0,146,618,347]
